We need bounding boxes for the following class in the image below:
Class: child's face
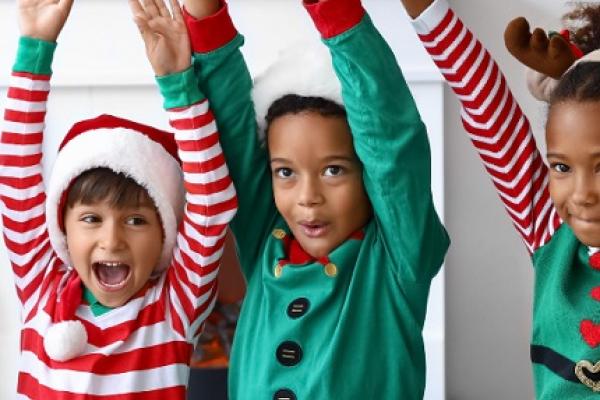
[63,199,163,307]
[268,112,372,258]
[547,100,600,246]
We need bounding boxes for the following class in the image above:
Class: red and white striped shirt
[1,60,237,398]
[412,0,561,254]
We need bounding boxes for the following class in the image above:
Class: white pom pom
[44,320,88,362]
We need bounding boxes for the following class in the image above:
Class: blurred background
[0,0,569,399]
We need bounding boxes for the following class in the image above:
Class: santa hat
[252,39,343,139]
[43,114,185,361]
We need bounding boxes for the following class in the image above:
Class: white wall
[0,0,446,399]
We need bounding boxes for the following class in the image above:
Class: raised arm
[1,0,73,319]
[182,1,276,272]
[130,0,237,339]
[403,0,561,254]
[303,0,449,281]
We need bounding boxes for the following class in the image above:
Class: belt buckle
[575,360,600,391]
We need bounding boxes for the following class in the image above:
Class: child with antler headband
[401,0,600,396]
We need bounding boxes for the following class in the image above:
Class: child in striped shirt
[4,0,236,398]
[402,0,600,397]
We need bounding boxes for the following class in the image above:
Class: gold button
[272,229,286,240]
[274,264,283,278]
[324,263,338,277]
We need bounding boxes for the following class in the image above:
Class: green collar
[83,287,113,317]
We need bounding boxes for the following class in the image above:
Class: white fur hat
[43,114,184,361]
[252,40,343,138]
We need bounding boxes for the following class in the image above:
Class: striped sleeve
[160,68,237,340]
[1,64,57,318]
[411,0,561,254]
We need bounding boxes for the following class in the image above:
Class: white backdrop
[0,0,446,399]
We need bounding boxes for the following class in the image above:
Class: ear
[504,17,577,80]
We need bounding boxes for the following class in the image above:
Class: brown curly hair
[563,4,600,55]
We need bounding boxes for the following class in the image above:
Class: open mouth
[93,261,131,291]
[299,222,329,238]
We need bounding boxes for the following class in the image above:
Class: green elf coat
[162,0,449,398]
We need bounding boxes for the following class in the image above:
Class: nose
[99,221,126,251]
[297,176,324,207]
[572,173,599,206]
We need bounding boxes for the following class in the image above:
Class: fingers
[154,0,171,18]
[129,0,145,16]
[141,0,162,18]
[170,0,183,22]
[142,0,172,18]
[129,0,149,35]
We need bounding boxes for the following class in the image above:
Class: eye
[323,165,344,177]
[551,163,570,173]
[126,216,147,226]
[274,167,294,179]
[80,214,100,224]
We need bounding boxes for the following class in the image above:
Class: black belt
[531,344,600,389]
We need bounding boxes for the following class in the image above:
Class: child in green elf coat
[402,0,600,397]
[180,0,449,398]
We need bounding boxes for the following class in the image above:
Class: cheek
[548,177,567,205]
[272,185,293,217]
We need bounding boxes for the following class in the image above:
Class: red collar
[284,229,365,266]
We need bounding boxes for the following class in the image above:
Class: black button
[276,341,303,366]
[287,298,310,319]
[273,389,297,400]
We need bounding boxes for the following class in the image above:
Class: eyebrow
[270,155,357,164]
[545,152,564,159]
[547,152,600,159]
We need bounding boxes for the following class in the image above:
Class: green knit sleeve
[13,36,56,75]
[325,16,449,282]
[191,35,277,275]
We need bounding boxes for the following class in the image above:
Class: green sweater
[532,225,600,398]
[175,0,449,398]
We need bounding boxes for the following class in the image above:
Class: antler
[504,17,577,79]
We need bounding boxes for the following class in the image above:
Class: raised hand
[18,0,75,42]
[129,0,191,76]
[504,17,577,80]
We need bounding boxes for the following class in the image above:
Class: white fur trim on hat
[44,320,88,362]
[527,49,600,103]
[46,127,184,273]
[526,68,559,103]
[252,40,343,139]
[572,49,600,67]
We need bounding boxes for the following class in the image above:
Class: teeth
[98,261,122,267]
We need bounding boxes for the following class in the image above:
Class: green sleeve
[325,16,449,282]
[156,66,205,108]
[14,36,56,75]
[191,36,277,275]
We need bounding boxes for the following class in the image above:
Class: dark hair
[265,94,347,135]
[550,62,600,106]
[65,167,153,210]
[563,4,600,56]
